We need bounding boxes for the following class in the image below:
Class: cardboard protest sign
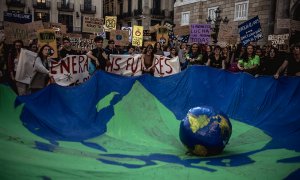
[268,34,289,46]
[238,16,263,46]
[277,19,290,29]
[43,22,67,38]
[149,24,161,33]
[121,27,133,42]
[4,21,44,46]
[188,24,211,44]
[104,16,117,32]
[156,27,169,45]
[110,30,129,46]
[218,21,237,45]
[173,25,190,36]
[132,26,143,47]
[82,16,104,33]
[15,48,37,84]
[37,29,58,58]
[50,55,90,86]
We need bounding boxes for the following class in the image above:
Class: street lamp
[206,7,229,44]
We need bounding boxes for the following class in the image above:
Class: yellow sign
[104,16,117,32]
[132,26,143,47]
[37,29,58,58]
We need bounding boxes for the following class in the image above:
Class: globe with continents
[179,106,232,156]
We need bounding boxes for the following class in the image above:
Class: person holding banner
[185,43,204,66]
[274,44,300,78]
[86,36,111,73]
[207,46,226,69]
[237,44,260,75]
[59,37,77,59]
[30,45,54,93]
[141,45,156,75]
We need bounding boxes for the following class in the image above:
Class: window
[181,11,190,26]
[208,7,218,23]
[234,1,249,21]
[37,0,46,3]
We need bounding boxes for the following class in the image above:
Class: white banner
[15,48,37,84]
[106,54,180,77]
[50,55,90,86]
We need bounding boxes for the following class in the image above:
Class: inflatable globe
[179,106,232,156]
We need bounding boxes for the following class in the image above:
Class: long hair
[143,44,154,61]
[37,44,51,61]
[10,40,24,59]
[241,44,255,62]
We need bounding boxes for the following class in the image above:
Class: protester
[59,37,77,59]
[30,45,54,93]
[86,36,111,72]
[105,39,119,56]
[274,44,300,78]
[259,47,284,76]
[167,47,178,58]
[153,42,164,55]
[237,44,260,75]
[185,43,204,66]
[207,46,225,69]
[141,45,155,75]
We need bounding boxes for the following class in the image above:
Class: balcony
[133,9,143,17]
[57,2,74,12]
[6,0,25,7]
[151,8,165,18]
[122,12,132,18]
[80,4,96,14]
[33,0,51,10]
[103,11,114,16]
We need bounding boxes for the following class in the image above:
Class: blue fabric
[16,66,300,151]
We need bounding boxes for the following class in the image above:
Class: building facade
[103,0,175,30]
[0,0,103,33]
[173,0,300,45]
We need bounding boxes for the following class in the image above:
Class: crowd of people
[0,34,299,96]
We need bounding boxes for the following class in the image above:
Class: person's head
[214,46,221,55]
[206,45,212,53]
[291,44,300,55]
[170,47,177,56]
[128,45,135,54]
[180,42,187,50]
[62,37,71,48]
[222,46,229,54]
[246,44,255,56]
[38,45,51,59]
[191,43,200,53]
[269,47,278,58]
[154,42,161,49]
[256,48,263,57]
[13,40,23,51]
[108,40,115,49]
[144,45,153,55]
[94,36,104,48]
[29,43,38,53]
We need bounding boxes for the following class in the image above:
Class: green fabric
[0,83,299,179]
[238,55,260,69]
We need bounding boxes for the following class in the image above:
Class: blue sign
[238,16,263,46]
[4,11,32,24]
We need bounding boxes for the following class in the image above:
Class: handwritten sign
[50,55,90,86]
[157,27,169,45]
[188,24,211,44]
[268,34,289,46]
[238,16,263,46]
[82,16,104,33]
[4,21,44,46]
[121,27,132,42]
